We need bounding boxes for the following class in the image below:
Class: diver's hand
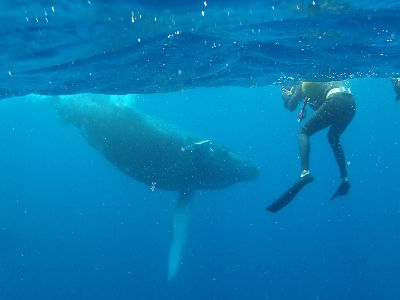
[282,86,294,97]
[282,85,301,111]
[331,177,350,200]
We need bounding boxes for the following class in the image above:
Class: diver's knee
[298,126,308,136]
[327,133,339,146]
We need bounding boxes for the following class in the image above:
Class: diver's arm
[282,85,302,111]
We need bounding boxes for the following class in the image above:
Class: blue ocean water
[1,1,400,300]
[0,80,399,299]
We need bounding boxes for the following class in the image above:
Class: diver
[393,78,400,101]
[267,81,356,212]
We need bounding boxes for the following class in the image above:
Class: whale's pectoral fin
[167,189,194,281]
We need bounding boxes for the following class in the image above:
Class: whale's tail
[168,190,193,281]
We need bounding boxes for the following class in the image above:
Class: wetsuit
[283,81,356,180]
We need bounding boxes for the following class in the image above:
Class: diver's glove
[331,177,350,200]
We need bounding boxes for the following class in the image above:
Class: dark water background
[0,78,399,299]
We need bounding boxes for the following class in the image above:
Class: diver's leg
[268,105,333,213]
[327,127,348,178]
[268,99,333,213]
[298,102,333,176]
[327,95,356,199]
[328,126,352,199]
[327,95,356,179]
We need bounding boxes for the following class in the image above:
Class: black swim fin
[267,174,314,213]
[330,181,350,200]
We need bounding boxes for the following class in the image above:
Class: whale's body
[52,94,259,280]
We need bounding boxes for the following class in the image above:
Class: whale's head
[194,145,259,190]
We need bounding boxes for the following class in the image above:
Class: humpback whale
[51,93,259,280]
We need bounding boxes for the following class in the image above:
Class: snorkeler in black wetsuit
[267,81,356,212]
